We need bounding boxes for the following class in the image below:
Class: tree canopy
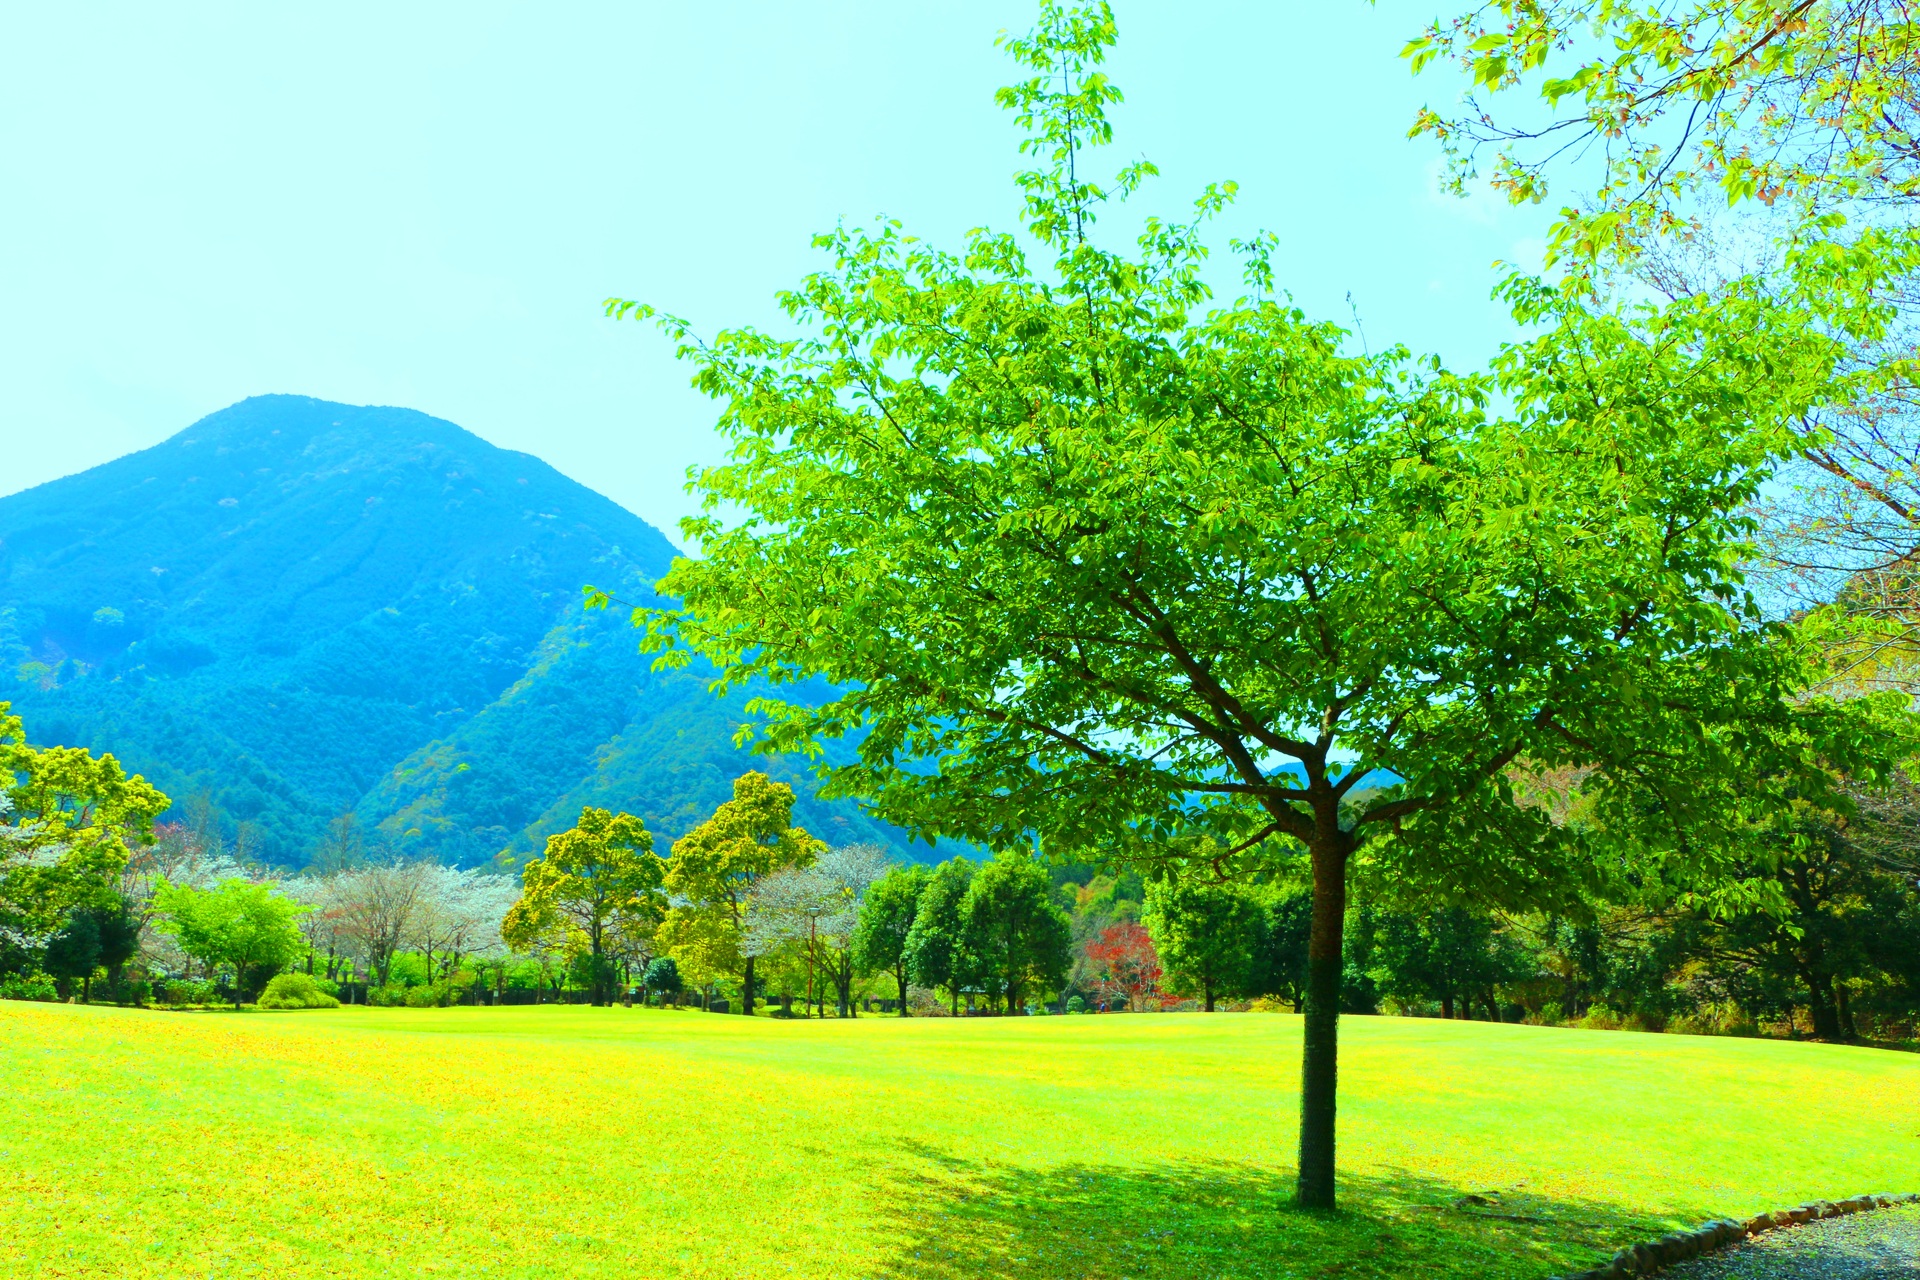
[151,878,307,1007]
[1,700,168,944]
[852,862,930,1015]
[1144,878,1262,1012]
[659,771,821,1015]
[1407,0,1920,256]
[605,0,1906,1207]
[502,806,665,1006]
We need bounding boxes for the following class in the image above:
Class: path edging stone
[1550,1191,1920,1278]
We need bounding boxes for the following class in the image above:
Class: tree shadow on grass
[870,1145,1674,1280]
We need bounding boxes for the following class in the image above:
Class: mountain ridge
[0,395,914,865]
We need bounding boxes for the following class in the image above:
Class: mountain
[0,395,915,866]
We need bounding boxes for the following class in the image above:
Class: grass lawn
[2,1002,1914,1279]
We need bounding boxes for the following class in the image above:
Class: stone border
[1553,1191,1920,1278]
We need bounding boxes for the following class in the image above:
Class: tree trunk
[1806,969,1845,1041]
[1204,983,1215,1013]
[742,955,756,1015]
[1838,983,1859,1042]
[897,961,910,1016]
[1296,844,1346,1210]
[1440,992,1453,1020]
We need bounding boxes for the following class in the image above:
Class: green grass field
[3,1002,1914,1279]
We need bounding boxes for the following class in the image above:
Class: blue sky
[0,2,1548,544]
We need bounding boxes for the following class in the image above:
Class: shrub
[1577,1005,1625,1031]
[160,979,221,1006]
[0,972,58,1002]
[1066,995,1086,1014]
[403,985,439,1008]
[257,974,341,1010]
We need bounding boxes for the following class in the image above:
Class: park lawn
[1,1003,1914,1280]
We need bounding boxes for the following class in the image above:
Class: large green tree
[604,2,1893,1206]
[960,853,1072,1013]
[152,879,308,1007]
[502,806,667,1006]
[1,701,169,948]
[1143,877,1263,1012]
[903,857,975,1016]
[852,862,930,1015]
[659,772,820,1014]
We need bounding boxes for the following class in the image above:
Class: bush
[257,973,341,1010]
[404,985,440,1008]
[1066,995,1086,1014]
[160,979,221,1006]
[0,972,58,1002]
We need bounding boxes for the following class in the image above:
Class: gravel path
[1659,1205,1920,1279]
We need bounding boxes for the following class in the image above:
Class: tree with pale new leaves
[814,845,893,1016]
[330,861,426,989]
[151,878,307,1007]
[1,700,168,961]
[502,806,665,1007]
[746,864,851,1017]
[1410,0,1920,693]
[659,772,821,1015]
[405,864,519,988]
[598,1,1910,1207]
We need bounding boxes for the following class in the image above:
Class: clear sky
[0,2,1548,544]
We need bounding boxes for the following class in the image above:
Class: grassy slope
[2,1004,1914,1280]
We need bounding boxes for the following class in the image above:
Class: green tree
[659,772,821,1015]
[1409,0,1920,693]
[1372,907,1533,1021]
[642,955,681,1004]
[152,879,308,1007]
[1,701,169,944]
[904,857,975,1016]
[1689,778,1920,1041]
[502,806,667,1006]
[43,910,101,1000]
[601,3,1895,1207]
[1250,887,1312,1011]
[960,853,1072,1014]
[1144,877,1263,1012]
[853,863,930,1016]
[84,903,140,998]
[1406,0,1920,258]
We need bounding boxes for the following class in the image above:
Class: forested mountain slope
[0,395,910,866]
